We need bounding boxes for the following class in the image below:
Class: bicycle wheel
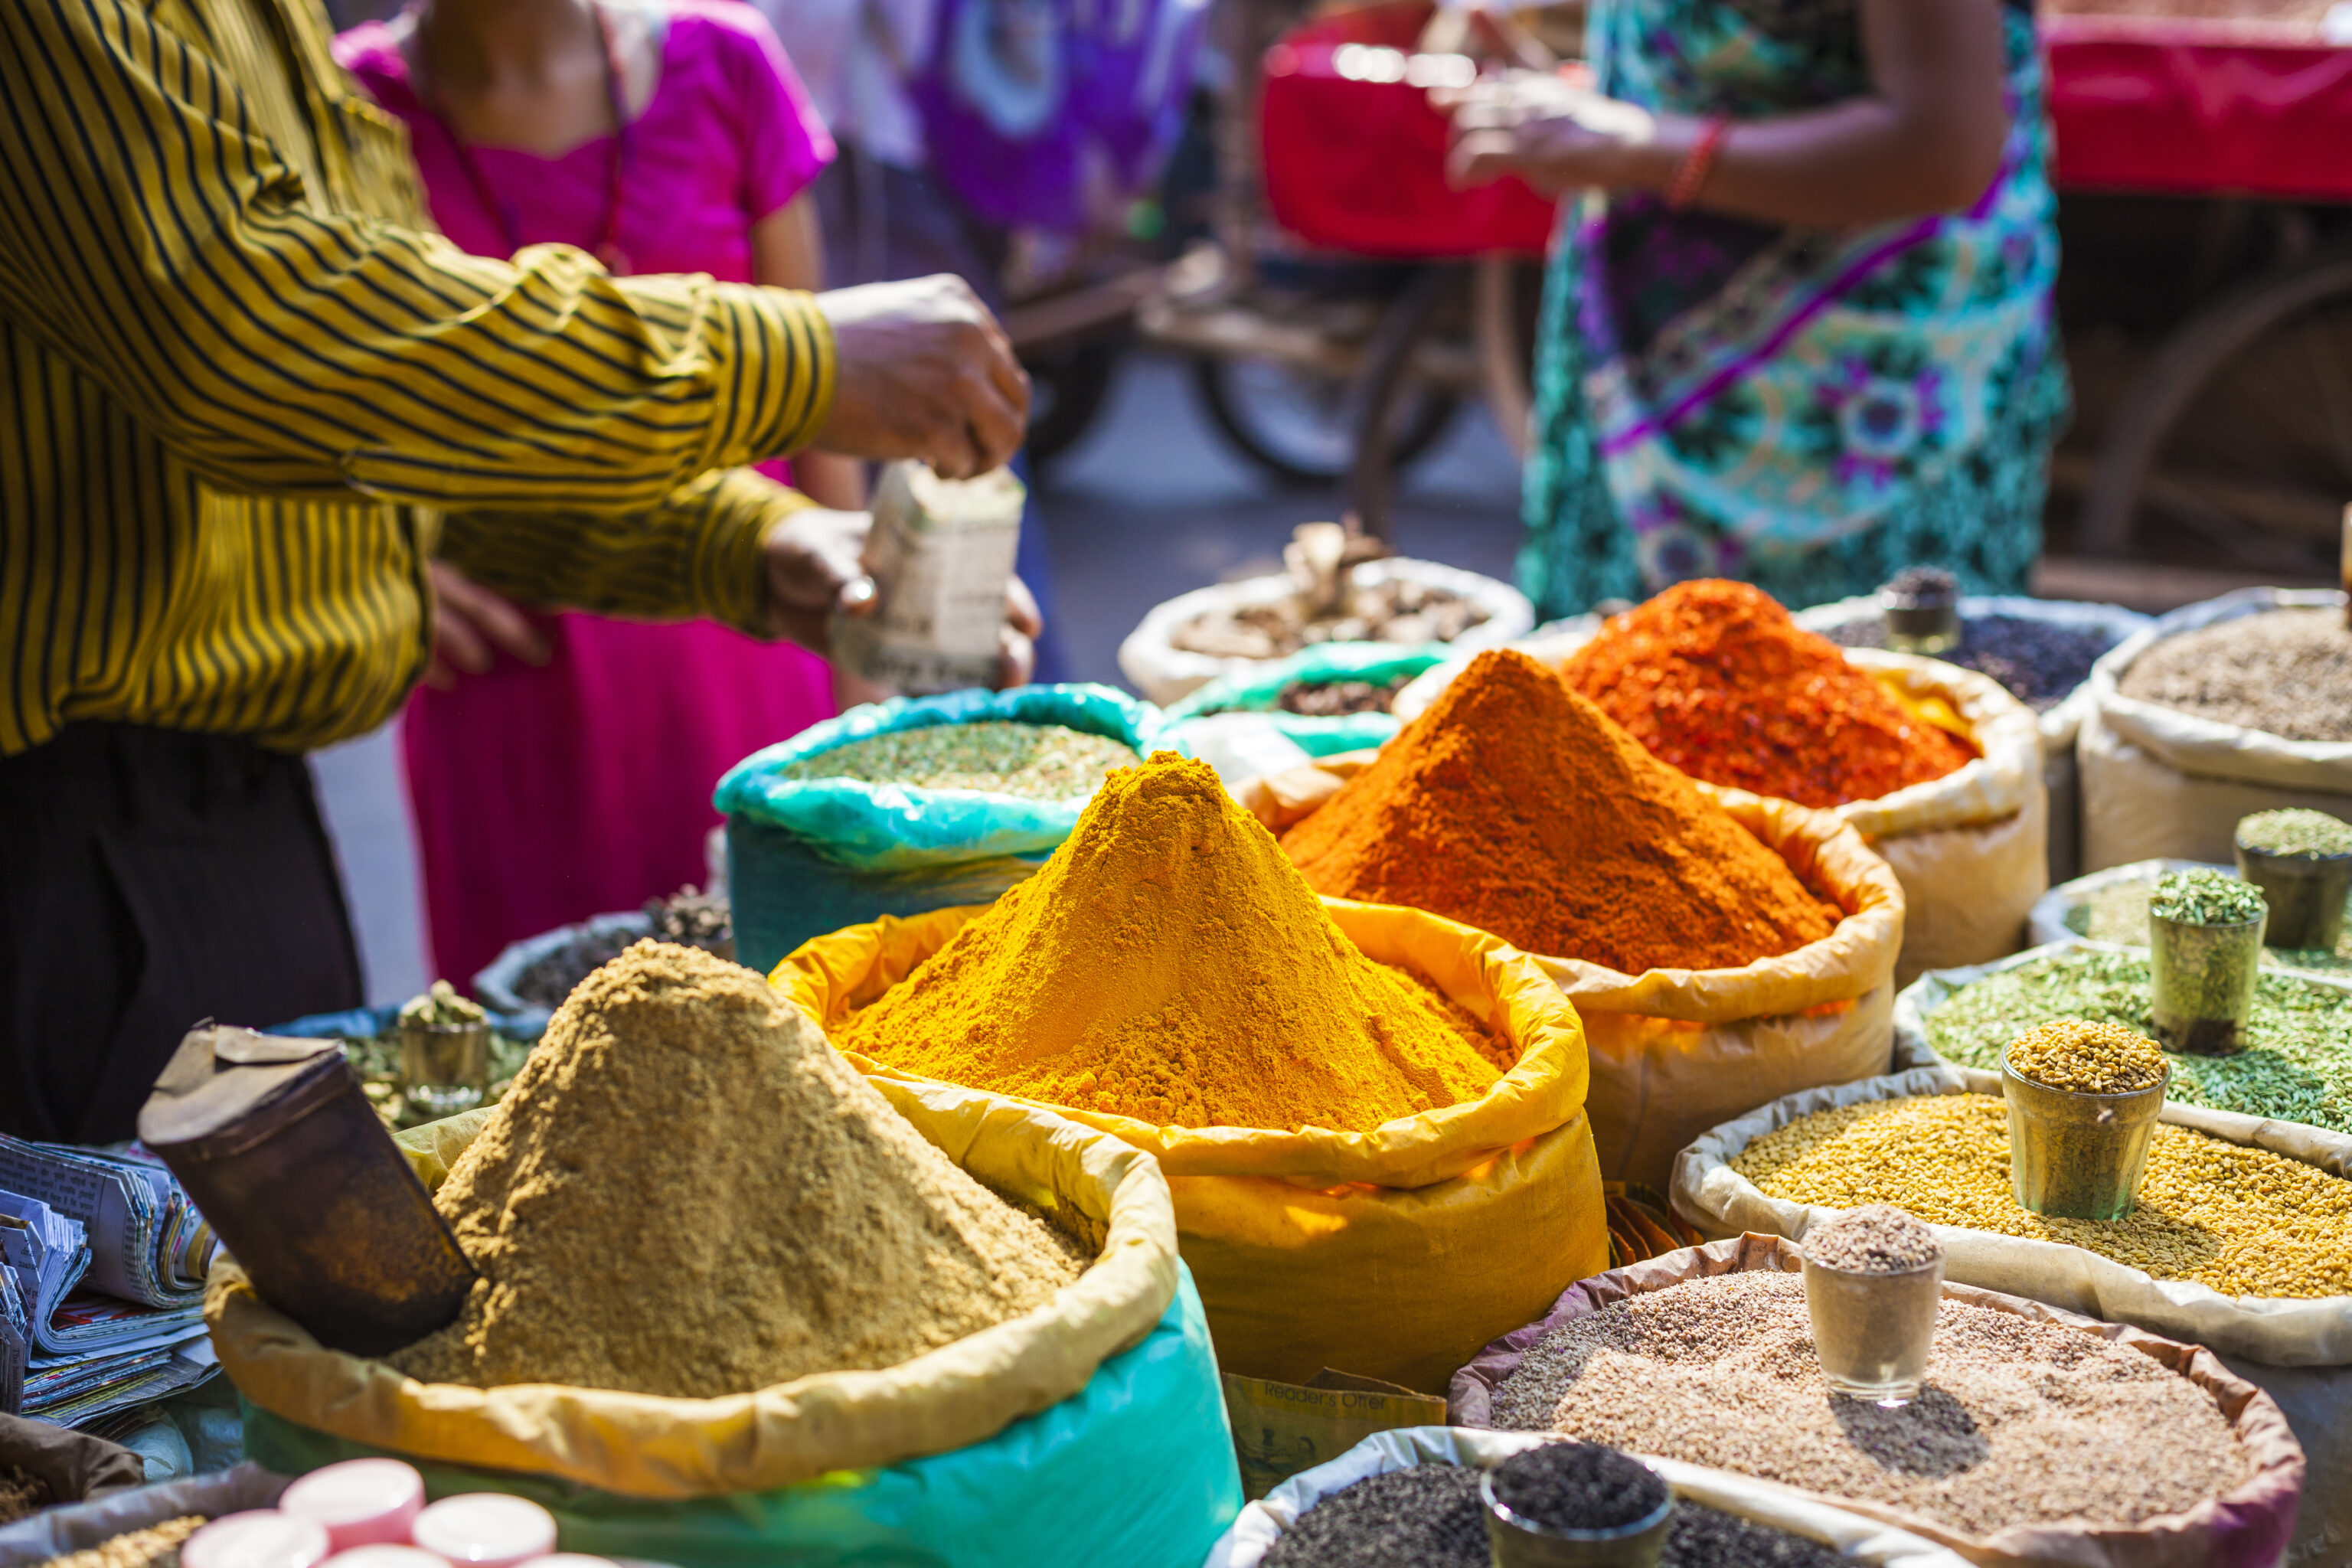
[1194,346,1457,486]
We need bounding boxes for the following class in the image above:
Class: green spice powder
[2149,868,2266,927]
[2239,808,2352,861]
[1926,947,2352,1133]
[780,721,1141,800]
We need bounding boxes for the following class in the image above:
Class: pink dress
[338,3,839,988]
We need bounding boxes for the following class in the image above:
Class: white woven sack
[1116,560,1532,707]
[1201,1425,1969,1568]
[1401,635,2046,986]
[2081,587,2352,872]
[1670,1043,2352,1565]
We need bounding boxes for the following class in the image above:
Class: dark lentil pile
[1261,1465,1486,1568]
[1278,676,1410,717]
[1491,1441,1667,1530]
[1820,614,2120,710]
[511,887,736,1010]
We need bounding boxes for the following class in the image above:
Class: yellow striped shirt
[0,0,835,757]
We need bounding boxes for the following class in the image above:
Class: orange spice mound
[1559,580,1975,808]
[1280,647,1840,975]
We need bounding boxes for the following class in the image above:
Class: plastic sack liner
[1672,1057,2352,1566]
[1397,633,2046,987]
[0,1462,286,1568]
[1795,595,2151,884]
[1204,1424,1971,1568]
[774,898,1607,1394]
[714,684,1160,872]
[1230,753,1906,1191]
[1117,561,1533,708]
[1446,1234,2306,1568]
[207,1073,1192,1501]
[471,910,652,1038]
[2079,588,2352,872]
[1157,642,1450,760]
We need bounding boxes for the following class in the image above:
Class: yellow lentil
[1731,1095,2352,1298]
[2005,1018,2166,1096]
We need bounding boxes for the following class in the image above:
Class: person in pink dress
[337,0,875,987]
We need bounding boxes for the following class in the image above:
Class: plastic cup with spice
[1799,1205,1944,1406]
[1479,1442,1674,1568]
[2001,1018,2169,1220]
[397,981,493,1117]
[1879,566,1960,657]
[2147,869,2268,1055]
[2234,808,2352,952]
[409,1497,557,1568]
[280,1460,426,1552]
[182,1513,334,1568]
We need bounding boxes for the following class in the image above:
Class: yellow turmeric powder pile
[836,753,1503,1132]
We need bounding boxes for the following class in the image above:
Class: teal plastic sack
[1157,645,1443,759]
[240,1269,1240,1568]
[714,684,1162,872]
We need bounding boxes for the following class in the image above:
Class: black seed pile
[1667,1503,1846,1568]
[1491,1441,1668,1531]
[1821,613,2122,711]
[1261,1465,1486,1568]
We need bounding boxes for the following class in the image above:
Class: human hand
[423,561,550,688]
[761,507,1043,690]
[1447,95,1659,198]
[813,276,1030,480]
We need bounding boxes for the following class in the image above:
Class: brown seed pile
[43,1516,207,1568]
[1489,1271,2252,1536]
[2118,609,2352,741]
[1804,1204,1942,1274]
[0,1465,51,1524]
[2004,1018,2167,1096]
[1735,1095,2352,1298]
[391,942,1086,1397]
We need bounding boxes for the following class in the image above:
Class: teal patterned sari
[1518,0,2069,617]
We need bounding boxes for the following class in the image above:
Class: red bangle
[1665,115,1732,211]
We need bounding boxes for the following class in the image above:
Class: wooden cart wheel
[1473,256,1540,462]
[2080,238,2352,573]
[1346,263,1467,539]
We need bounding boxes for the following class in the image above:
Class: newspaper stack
[0,1136,220,1426]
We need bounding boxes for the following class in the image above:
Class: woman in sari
[1453,0,2066,616]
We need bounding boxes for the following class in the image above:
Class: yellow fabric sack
[1233,757,1904,1191]
[776,900,1608,1394]
[205,1075,1181,1498]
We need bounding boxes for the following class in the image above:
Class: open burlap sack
[1233,754,1903,1191]
[1396,637,2047,986]
[2079,587,2352,872]
[1447,1235,2305,1568]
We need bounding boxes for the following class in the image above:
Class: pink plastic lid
[282,1460,429,1551]
[408,1495,559,1568]
[183,1511,334,1568]
[513,1558,619,1568]
[322,1549,452,1568]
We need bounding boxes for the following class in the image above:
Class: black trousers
[0,724,362,1142]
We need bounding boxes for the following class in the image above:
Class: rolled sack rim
[204,1083,1181,1498]
[2088,587,2352,788]
[773,899,1594,1191]
[1233,754,1906,1023]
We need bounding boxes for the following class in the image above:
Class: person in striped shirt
[0,0,1034,1141]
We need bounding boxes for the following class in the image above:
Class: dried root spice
[41,1516,207,1568]
[1491,1271,2252,1537]
[0,1465,51,1524]
[1736,1095,2352,1298]
[390,942,1086,1397]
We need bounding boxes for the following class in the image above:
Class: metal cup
[1804,1254,1943,1406]
[2150,909,2265,1055]
[399,1017,492,1117]
[1481,1465,1673,1568]
[2003,1059,2169,1220]
[2234,842,2352,952]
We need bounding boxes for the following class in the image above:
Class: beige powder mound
[390,942,1087,1398]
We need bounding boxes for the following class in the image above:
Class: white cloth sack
[1201,1425,1970,1568]
[2025,858,2225,949]
[2080,587,2352,872]
[1795,595,2151,884]
[1118,560,1531,707]
[1398,636,2047,987]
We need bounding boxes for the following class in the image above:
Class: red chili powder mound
[1560,580,1975,809]
[1279,647,1841,975]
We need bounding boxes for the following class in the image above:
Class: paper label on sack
[1221,1370,1447,1501]
[834,462,1024,695]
